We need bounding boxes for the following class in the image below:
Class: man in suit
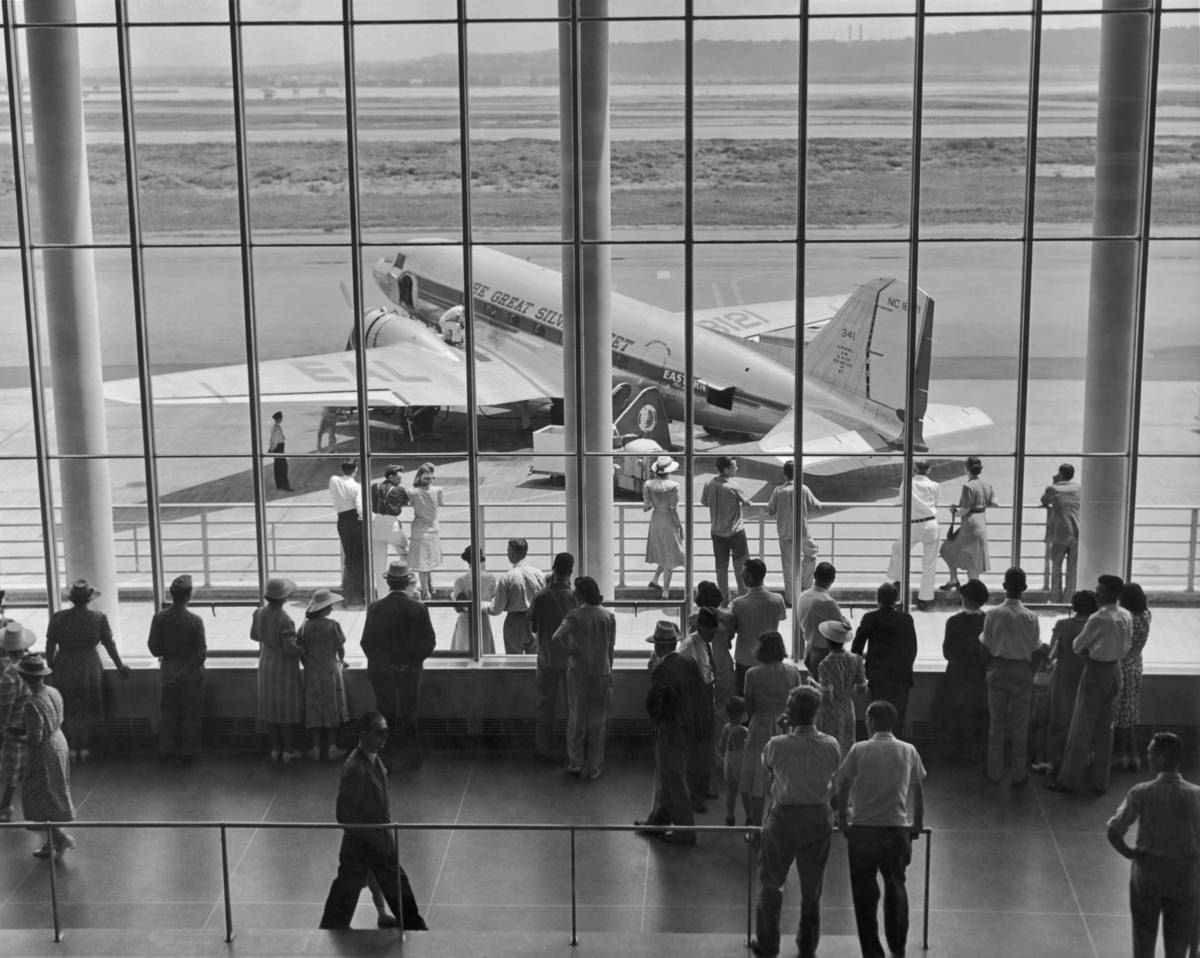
[1041,463,1081,602]
[361,562,436,770]
[319,711,428,931]
[635,621,707,845]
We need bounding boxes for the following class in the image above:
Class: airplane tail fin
[613,384,673,451]
[802,277,933,449]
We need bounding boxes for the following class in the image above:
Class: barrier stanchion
[394,825,405,944]
[44,824,62,943]
[570,827,578,946]
[922,827,932,950]
[745,827,754,946]
[220,823,234,943]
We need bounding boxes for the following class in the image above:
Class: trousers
[756,804,832,958]
[847,825,913,958]
[985,659,1033,781]
[711,530,749,602]
[319,832,426,930]
[566,669,611,774]
[158,664,204,758]
[336,510,364,604]
[368,666,422,767]
[1048,541,1078,604]
[1057,659,1121,792]
[1129,857,1199,958]
[888,519,940,602]
[534,664,567,758]
[646,722,695,832]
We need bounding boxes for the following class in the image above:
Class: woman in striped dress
[1113,583,1152,771]
[250,578,303,763]
[297,588,349,761]
[816,621,867,757]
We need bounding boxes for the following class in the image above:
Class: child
[718,696,750,826]
[1028,644,1055,773]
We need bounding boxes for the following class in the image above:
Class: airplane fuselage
[374,244,797,438]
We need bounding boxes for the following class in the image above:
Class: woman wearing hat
[250,578,304,763]
[7,653,75,860]
[642,456,685,598]
[45,579,131,763]
[740,631,802,826]
[408,462,446,601]
[450,547,498,654]
[0,621,37,821]
[815,620,866,758]
[298,589,349,761]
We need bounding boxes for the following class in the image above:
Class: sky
[14,0,1175,69]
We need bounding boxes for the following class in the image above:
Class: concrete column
[1078,2,1151,588]
[26,1,120,630]
[559,2,615,595]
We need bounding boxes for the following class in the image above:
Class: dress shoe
[567,765,582,777]
[586,768,602,781]
[53,834,75,861]
[652,829,697,846]
[1044,781,1073,793]
[940,580,960,592]
[914,599,930,612]
[749,939,780,957]
[647,581,663,593]
[377,914,399,928]
[78,749,91,763]
[692,802,708,814]
[32,844,52,859]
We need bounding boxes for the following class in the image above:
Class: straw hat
[818,620,852,645]
[16,652,51,678]
[645,620,681,644]
[2,620,36,653]
[651,455,679,475]
[264,577,297,602]
[306,588,342,614]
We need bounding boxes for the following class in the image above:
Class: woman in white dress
[407,461,446,600]
[642,455,685,597]
[450,546,499,654]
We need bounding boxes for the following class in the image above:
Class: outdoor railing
[0,819,933,950]
[1,499,1197,594]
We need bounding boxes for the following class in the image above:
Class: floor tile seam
[1032,773,1102,958]
[201,791,280,932]
[425,760,473,907]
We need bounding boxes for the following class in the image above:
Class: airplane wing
[684,296,846,344]
[104,312,559,408]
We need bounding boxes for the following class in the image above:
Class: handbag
[938,515,959,565]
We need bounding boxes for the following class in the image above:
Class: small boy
[1028,643,1054,773]
[718,696,750,826]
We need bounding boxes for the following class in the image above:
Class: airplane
[105,241,991,496]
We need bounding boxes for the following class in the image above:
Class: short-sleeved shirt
[730,586,787,667]
[491,561,547,615]
[837,732,927,827]
[1073,603,1133,663]
[797,586,843,655]
[1107,772,1200,864]
[528,581,580,669]
[763,725,842,806]
[701,476,750,537]
[980,598,1041,661]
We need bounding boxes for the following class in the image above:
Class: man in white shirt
[1048,573,1133,795]
[835,700,926,958]
[1041,463,1081,603]
[268,410,291,492]
[767,461,823,606]
[328,459,364,607]
[488,538,547,654]
[887,460,939,610]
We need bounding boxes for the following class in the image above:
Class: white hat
[652,455,679,475]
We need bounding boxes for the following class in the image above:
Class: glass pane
[130,27,240,240]
[696,0,798,12]
[18,27,129,245]
[919,17,1029,237]
[918,240,1021,457]
[0,251,36,457]
[126,0,227,21]
[0,459,50,600]
[354,0,456,20]
[1131,457,1200,601]
[142,246,252,457]
[15,1,115,23]
[240,0,341,20]
[1152,12,1200,235]
[33,248,143,457]
[241,26,349,240]
[467,20,561,241]
[809,0,911,13]
[807,20,914,242]
[356,23,463,243]
[694,19,797,238]
[1139,239,1200,457]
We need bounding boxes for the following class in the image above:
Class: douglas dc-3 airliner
[107,242,990,488]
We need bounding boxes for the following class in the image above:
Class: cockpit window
[393,253,406,270]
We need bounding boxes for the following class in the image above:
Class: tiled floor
[0,741,1169,957]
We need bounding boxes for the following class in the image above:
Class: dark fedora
[383,560,413,584]
[645,620,681,644]
[16,652,52,678]
[63,579,100,603]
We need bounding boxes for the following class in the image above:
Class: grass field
[0,135,1196,239]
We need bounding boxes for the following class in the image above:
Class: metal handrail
[1,818,933,950]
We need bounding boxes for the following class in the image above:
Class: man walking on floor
[751,685,842,958]
[835,700,926,958]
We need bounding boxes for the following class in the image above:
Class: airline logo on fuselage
[470,279,635,353]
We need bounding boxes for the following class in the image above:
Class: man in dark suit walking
[319,711,428,931]
[360,562,436,770]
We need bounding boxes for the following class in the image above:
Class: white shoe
[327,746,347,760]
[269,750,281,763]
[281,750,304,764]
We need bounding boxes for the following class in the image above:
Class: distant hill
[116,25,1198,86]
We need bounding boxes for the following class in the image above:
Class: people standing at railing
[980,567,1042,785]
[1042,589,1098,776]
[146,574,206,766]
[939,579,991,759]
[369,464,410,601]
[643,455,685,598]
[489,537,546,654]
[553,575,616,780]
[450,546,498,655]
[45,578,131,763]
[8,653,76,861]
[851,583,918,739]
[731,558,788,696]
[298,588,349,762]
[679,607,718,810]
[1113,582,1152,772]
[407,462,445,601]
[1047,574,1132,796]
[768,459,823,605]
[942,456,998,588]
[1041,463,1081,603]
[835,699,926,958]
[741,631,804,828]
[816,620,867,758]
[797,562,847,676]
[887,459,940,611]
[328,459,365,609]
[701,455,755,604]
[361,562,436,772]
[529,552,578,763]
[751,685,842,958]
[318,711,429,932]
[267,410,292,492]
[0,620,36,822]
[250,577,304,764]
